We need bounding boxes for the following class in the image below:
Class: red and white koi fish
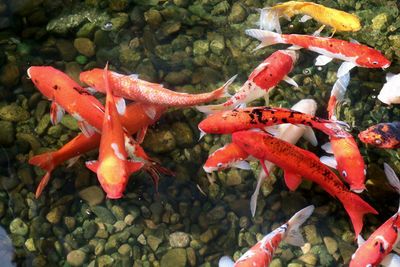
[321,72,366,193]
[349,163,400,267]
[28,66,105,136]
[245,29,391,77]
[84,65,144,198]
[219,205,314,267]
[358,122,400,149]
[197,49,298,113]
[79,68,236,111]
[203,143,251,173]
[378,73,400,105]
[232,130,378,237]
[251,99,318,217]
[198,106,346,138]
[29,102,166,198]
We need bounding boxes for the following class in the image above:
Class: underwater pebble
[118,243,132,256]
[74,38,96,57]
[0,63,20,87]
[193,40,209,56]
[372,13,388,31]
[78,186,105,206]
[143,129,176,153]
[0,104,30,122]
[147,235,162,251]
[24,238,36,252]
[160,248,187,267]
[60,115,79,131]
[304,224,322,245]
[323,236,338,254]
[228,2,247,23]
[92,206,116,224]
[299,253,317,266]
[55,39,77,61]
[169,232,190,248]
[46,206,64,224]
[67,249,87,266]
[269,258,283,267]
[171,122,194,147]
[9,218,28,236]
[97,254,114,267]
[0,120,15,145]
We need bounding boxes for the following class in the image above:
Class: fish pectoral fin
[386,72,397,81]
[231,160,251,170]
[356,234,366,247]
[313,25,325,37]
[299,14,312,23]
[218,256,235,267]
[250,169,266,218]
[264,125,281,136]
[143,105,157,120]
[315,55,334,66]
[381,253,400,267]
[337,62,356,77]
[303,126,318,146]
[78,121,96,137]
[128,73,139,79]
[383,163,400,195]
[126,160,144,176]
[85,160,99,173]
[115,96,126,115]
[392,243,400,254]
[283,75,299,87]
[283,170,302,191]
[321,142,333,154]
[320,155,338,169]
[50,102,65,125]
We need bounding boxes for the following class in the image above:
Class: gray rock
[0,104,30,122]
[160,248,187,267]
[147,235,162,251]
[0,121,14,145]
[9,218,29,236]
[169,232,190,248]
[67,249,87,266]
[92,206,117,224]
[78,186,105,206]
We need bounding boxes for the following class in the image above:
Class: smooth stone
[299,253,317,266]
[92,206,117,224]
[78,186,105,206]
[74,38,96,57]
[269,258,283,267]
[0,63,20,87]
[67,249,87,266]
[24,238,36,252]
[186,247,196,266]
[143,129,176,153]
[169,232,190,248]
[118,244,131,257]
[46,206,64,224]
[0,104,30,122]
[147,235,162,251]
[372,13,388,31]
[9,218,29,236]
[0,120,14,145]
[323,236,338,255]
[228,2,247,23]
[60,115,79,131]
[193,40,209,55]
[97,254,114,267]
[55,39,77,61]
[170,122,194,147]
[160,248,187,267]
[304,224,322,245]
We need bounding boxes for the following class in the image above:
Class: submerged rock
[160,248,187,267]
[67,249,87,267]
[78,186,105,206]
[0,121,15,145]
[0,104,30,122]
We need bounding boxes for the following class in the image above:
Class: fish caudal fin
[29,152,55,172]
[35,171,51,198]
[218,256,234,267]
[342,193,378,237]
[258,7,282,33]
[383,163,400,213]
[245,29,282,51]
[286,205,315,246]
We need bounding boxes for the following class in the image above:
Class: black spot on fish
[379,242,385,254]
[281,118,288,123]
[53,85,59,90]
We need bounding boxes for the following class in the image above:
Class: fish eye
[217,163,223,168]
[372,61,379,65]
[374,139,382,145]
[342,171,347,178]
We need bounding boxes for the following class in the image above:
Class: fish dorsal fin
[315,55,334,66]
[283,75,299,87]
[115,96,126,115]
[300,147,321,162]
[356,234,366,247]
[284,169,302,191]
[321,142,333,154]
[303,126,318,146]
[320,155,338,169]
[78,121,96,137]
[85,160,99,173]
[337,62,356,77]
[218,256,234,267]
[381,253,400,267]
[50,102,65,125]
[126,160,144,176]
[128,74,139,79]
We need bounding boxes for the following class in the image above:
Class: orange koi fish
[259,1,361,34]
[245,29,391,77]
[321,72,366,193]
[85,65,144,198]
[349,163,400,267]
[79,68,236,111]
[232,130,378,237]
[203,143,251,173]
[197,49,298,113]
[198,106,346,138]
[219,205,314,267]
[28,66,105,136]
[359,122,400,149]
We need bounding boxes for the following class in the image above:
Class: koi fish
[83,65,144,198]
[251,99,318,217]
[358,122,400,149]
[321,72,366,193]
[203,143,251,173]
[197,49,298,113]
[245,29,391,77]
[219,205,314,267]
[198,106,346,138]
[259,1,361,34]
[28,66,106,136]
[349,163,400,267]
[79,68,236,111]
[377,73,400,105]
[231,130,378,237]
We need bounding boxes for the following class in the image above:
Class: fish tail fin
[285,205,315,246]
[383,163,400,212]
[218,256,234,267]
[258,7,282,33]
[342,193,378,237]
[35,171,51,198]
[214,74,237,99]
[29,152,55,172]
[245,29,282,51]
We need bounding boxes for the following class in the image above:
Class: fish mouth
[27,67,32,79]
[351,187,366,194]
[382,63,391,69]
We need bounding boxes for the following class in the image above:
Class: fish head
[334,13,361,32]
[97,159,128,199]
[349,236,389,267]
[358,124,399,148]
[80,68,106,93]
[358,51,391,69]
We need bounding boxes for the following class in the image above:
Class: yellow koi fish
[260,1,361,34]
